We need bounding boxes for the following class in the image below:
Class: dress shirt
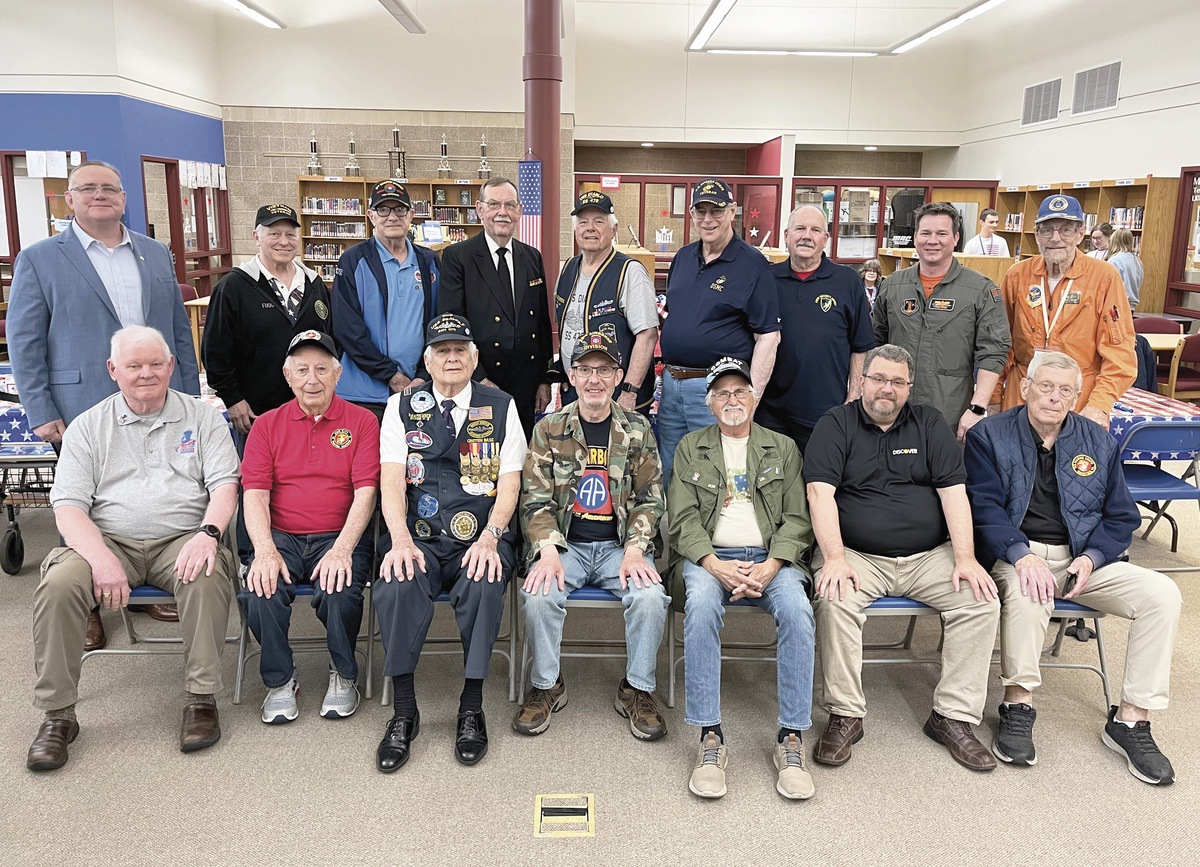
[72,221,145,327]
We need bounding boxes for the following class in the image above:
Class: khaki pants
[32,531,235,711]
[814,542,1000,724]
[995,541,1181,710]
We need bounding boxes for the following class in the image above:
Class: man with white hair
[27,326,239,771]
[373,314,525,771]
[553,190,659,415]
[238,330,379,725]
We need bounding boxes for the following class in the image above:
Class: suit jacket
[437,231,552,429]
[7,222,201,429]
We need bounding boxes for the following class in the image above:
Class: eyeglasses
[864,374,912,389]
[480,199,520,213]
[69,184,124,197]
[1028,379,1079,399]
[1034,223,1082,238]
[691,206,728,220]
[372,205,410,218]
[572,364,617,379]
[711,388,752,402]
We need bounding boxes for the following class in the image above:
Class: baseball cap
[1035,194,1085,224]
[255,203,299,228]
[692,178,734,209]
[286,330,337,358]
[369,180,413,211]
[571,332,622,366]
[705,356,752,391]
[425,313,473,346]
[571,190,615,216]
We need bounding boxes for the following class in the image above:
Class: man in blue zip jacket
[965,350,1181,785]
[331,180,440,423]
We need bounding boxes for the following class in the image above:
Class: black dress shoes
[455,710,488,765]
[377,711,420,773]
[27,717,80,771]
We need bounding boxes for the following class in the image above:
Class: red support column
[524,0,562,279]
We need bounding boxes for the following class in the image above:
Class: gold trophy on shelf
[437,133,452,178]
[306,131,322,175]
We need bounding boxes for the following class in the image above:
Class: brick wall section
[575,146,748,176]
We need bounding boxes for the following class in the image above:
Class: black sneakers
[993,702,1037,766]
[1102,705,1175,786]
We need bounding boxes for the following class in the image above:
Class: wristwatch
[968,404,987,417]
[618,382,637,394]
[484,524,504,540]
[198,524,222,540]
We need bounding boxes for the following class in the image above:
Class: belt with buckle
[665,366,707,380]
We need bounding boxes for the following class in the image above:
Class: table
[1110,387,1200,460]
[1140,332,1185,352]
[185,296,210,369]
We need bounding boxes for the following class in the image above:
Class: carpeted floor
[2,496,1198,865]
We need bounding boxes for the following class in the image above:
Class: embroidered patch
[814,294,837,313]
[175,429,197,455]
[410,391,435,413]
[468,406,493,421]
[990,285,1002,303]
[466,420,494,440]
[330,428,352,449]
[1072,454,1097,477]
[417,494,439,518]
[928,298,955,312]
[1027,285,1044,307]
[314,299,329,320]
[405,430,433,450]
[709,275,726,292]
[901,298,918,315]
[414,519,432,538]
[450,510,479,541]
[406,454,425,485]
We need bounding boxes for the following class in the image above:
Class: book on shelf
[433,207,460,223]
[309,220,365,238]
[304,242,343,261]
[301,196,363,215]
[1109,206,1145,230]
[419,221,444,244]
[411,200,431,217]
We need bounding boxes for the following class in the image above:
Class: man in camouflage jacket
[515,332,669,741]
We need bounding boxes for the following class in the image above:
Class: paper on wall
[25,151,47,178]
[70,151,82,166]
[45,151,68,178]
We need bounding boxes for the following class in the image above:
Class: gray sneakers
[688,732,728,799]
[320,668,360,719]
[774,734,815,800]
[262,672,299,724]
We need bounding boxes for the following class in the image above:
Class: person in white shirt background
[963,209,1010,257]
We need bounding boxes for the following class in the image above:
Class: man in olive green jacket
[515,332,668,742]
[668,357,816,801]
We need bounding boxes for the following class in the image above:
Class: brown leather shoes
[813,714,863,766]
[923,710,997,771]
[145,603,179,622]
[27,717,80,771]
[84,609,106,652]
[180,699,221,753]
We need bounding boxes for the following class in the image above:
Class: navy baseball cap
[571,190,615,216]
[425,313,473,346]
[692,178,734,209]
[1035,194,1085,224]
[286,330,337,358]
[706,357,752,391]
[571,332,622,366]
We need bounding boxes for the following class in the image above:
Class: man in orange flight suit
[997,194,1136,427]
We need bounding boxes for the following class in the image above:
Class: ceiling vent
[1073,61,1121,115]
[1022,78,1062,126]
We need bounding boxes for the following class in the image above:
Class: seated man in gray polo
[965,350,1182,785]
[516,332,669,741]
[27,326,239,771]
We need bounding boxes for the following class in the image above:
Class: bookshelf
[993,177,1178,312]
[297,176,486,278]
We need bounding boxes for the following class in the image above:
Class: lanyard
[1039,277,1073,349]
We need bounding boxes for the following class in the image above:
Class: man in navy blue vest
[965,350,1181,785]
[554,191,659,415]
[373,314,526,772]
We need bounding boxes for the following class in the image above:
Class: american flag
[518,159,542,246]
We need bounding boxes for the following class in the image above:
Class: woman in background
[1088,222,1113,259]
[859,258,885,310]
[1105,228,1144,308]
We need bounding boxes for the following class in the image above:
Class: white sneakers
[261,672,299,724]
[261,667,360,723]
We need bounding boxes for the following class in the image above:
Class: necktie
[496,246,514,307]
[442,399,457,437]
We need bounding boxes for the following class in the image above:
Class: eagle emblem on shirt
[814,294,837,313]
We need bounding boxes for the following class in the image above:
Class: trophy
[477,134,492,179]
[388,125,407,181]
[436,133,452,178]
[344,133,361,177]
[306,131,322,175]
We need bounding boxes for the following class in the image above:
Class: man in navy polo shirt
[760,205,874,453]
[657,178,781,486]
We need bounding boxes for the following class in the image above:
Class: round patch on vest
[417,494,439,518]
[1072,454,1097,477]
[449,510,479,541]
[330,428,352,449]
[314,299,329,320]
[410,391,435,413]
[1027,285,1043,308]
[405,430,433,450]
[414,519,432,538]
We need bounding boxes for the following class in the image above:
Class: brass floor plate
[533,793,595,838]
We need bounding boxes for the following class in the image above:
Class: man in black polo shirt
[657,178,781,485]
[760,205,874,453]
[804,343,1000,772]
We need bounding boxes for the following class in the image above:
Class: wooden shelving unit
[297,175,486,279]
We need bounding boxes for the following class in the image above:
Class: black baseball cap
[571,190,615,216]
[425,313,473,346]
[369,180,413,210]
[286,330,337,358]
[255,203,299,227]
[571,332,622,366]
[705,356,751,391]
[692,178,734,209]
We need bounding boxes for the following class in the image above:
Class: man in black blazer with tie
[437,177,553,433]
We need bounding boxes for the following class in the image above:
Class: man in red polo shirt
[239,330,380,725]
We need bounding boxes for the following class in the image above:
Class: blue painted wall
[0,93,224,233]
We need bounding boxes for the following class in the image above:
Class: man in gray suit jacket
[8,160,200,443]
[7,160,201,644]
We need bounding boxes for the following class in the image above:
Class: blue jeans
[683,547,815,730]
[656,371,717,488]
[238,529,372,688]
[521,540,670,691]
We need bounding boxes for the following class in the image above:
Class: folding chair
[1158,334,1200,400]
[1117,419,1200,572]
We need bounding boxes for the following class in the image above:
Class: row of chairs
[1132,316,1200,401]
